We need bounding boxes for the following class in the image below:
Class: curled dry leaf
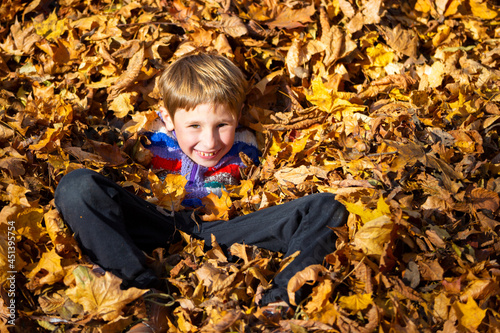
[287,265,327,305]
[108,45,145,99]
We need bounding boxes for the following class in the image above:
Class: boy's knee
[55,169,100,209]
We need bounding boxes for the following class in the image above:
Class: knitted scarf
[146,121,260,207]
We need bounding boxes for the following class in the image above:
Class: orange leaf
[201,191,232,221]
[287,265,327,305]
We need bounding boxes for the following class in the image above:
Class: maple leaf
[454,297,486,330]
[147,172,187,212]
[338,293,372,313]
[26,249,66,290]
[201,191,232,221]
[65,266,147,321]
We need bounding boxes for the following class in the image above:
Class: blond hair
[158,53,247,119]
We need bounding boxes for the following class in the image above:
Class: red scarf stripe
[151,156,182,172]
[206,164,241,178]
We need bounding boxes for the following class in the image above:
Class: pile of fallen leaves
[1,0,500,331]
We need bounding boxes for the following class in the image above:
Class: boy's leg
[54,168,196,289]
[192,192,348,306]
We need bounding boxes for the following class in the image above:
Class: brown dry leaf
[0,156,26,177]
[285,38,306,79]
[274,165,327,186]
[65,266,147,321]
[287,265,327,305]
[362,0,383,25]
[195,262,228,293]
[266,3,315,29]
[87,140,128,166]
[459,279,500,303]
[0,124,14,141]
[219,14,248,38]
[338,0,356,18]
[108,44,145,98]
[378,24,418,59]
[418,258,444,281]
[470,188,500,212]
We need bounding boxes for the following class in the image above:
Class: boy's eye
[189,124,200,129]
[217,123,228,128]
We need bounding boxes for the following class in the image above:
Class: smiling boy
[55,53,348,332]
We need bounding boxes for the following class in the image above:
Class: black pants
[54,168,347,305]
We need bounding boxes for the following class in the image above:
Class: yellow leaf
[227,179,254,198]
[26,249,65,287]
[65,266,147,321]
[306,76,334,113]
[15,208,45,242]
[338,293,372,312]
[414,0,433,13]
[353,215,394,256]
[344,196,391,224]
[330,98,367,120]
[107,92,137,118]
[122,110,159,134]
[34,11,68,41]
[147,172,187,212]
[427,61,446,89]
[4,184,30,207]
[469,0,498,19]
[314,301,338,325]
[180,231,206,257]
[365,44,395,67]
[268,132,287,156]
[454,297,486,330]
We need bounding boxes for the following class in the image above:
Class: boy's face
[160,103,239,168]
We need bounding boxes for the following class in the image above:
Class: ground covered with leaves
[1,0,500,332]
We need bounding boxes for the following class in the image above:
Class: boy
[55,53,347,332]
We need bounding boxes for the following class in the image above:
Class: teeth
[198,151,216,157]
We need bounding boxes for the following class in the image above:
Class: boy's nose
[201,128,218,148]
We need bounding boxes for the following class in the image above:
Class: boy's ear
[159,106,175,131]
